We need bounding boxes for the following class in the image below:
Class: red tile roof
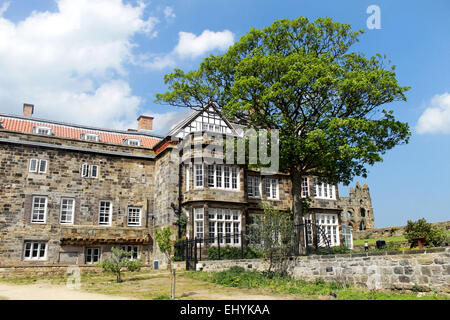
[0,116,162,149]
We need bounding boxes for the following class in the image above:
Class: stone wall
[197,247,450,293]
[0,132,157,265]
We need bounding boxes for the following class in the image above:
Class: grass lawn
[353,235,407,246]
[0,268,448,300]
[186,267,449,300]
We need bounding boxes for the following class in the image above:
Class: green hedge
[207,246,263,260]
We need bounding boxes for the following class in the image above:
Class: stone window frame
[98,200,113,226]
[81,133,100,142]
[81,163,99,179]
[313,178,336,200]
[85,247,100,264]
[194,164,203,188]
[206,164,240,191]
[264,178,279,200]
[316,213,340,246]
[29,159,48,174]
[127,207,142,227]
[121,245,139,261]
[60,197,75,225]
[31,196,48,224]
[33,125,52,135]
[207,208,241,246]
[301,177,309,197]
[247,175,261,198]
[23,241,48,261]
[194,207,204,242]
[124,138,142,147]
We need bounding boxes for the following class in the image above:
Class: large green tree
[155,17,411,251]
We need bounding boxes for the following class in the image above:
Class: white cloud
[143,109,192,134]
[0,0,157,128]
[0,2,10,16]
[163,6,176,21]
[174,30,234,59]
[416,93,450,134]
[143,29,235,70]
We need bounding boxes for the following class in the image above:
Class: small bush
[404,218,447,247]
[207,246,263,260]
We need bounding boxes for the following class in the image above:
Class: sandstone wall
[197,247,450,293]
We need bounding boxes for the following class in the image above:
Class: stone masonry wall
[197,247,450,293]
[0,136,156,265]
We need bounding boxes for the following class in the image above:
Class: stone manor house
[0,103,374,266]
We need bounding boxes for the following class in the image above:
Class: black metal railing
[176,222,331,270]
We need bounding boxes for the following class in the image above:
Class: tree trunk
[291,169,305,255]
[171,269,176,300]
[116,271,121,283]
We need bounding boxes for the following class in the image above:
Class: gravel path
[0,283,133,300]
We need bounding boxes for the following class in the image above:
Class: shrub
[207,246,263,260]
[97,247,143,283]
[404,218,447,247]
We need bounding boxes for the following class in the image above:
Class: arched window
[360,220,365,231]
[347,211,352,219]
[360,208,366,217]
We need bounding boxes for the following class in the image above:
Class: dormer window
[124,138,141,147]
[81,133,99,142]
[33,126,52,135]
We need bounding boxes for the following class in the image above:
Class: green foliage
[245,207,295,274]
[187,268,449,300]
[207,246,263,260]
[314,245,351,255]
[156,16,411,238]
[97,247,143,283]
[173,239,186,262]
[404,218,447,247]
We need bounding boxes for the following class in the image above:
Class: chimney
[23,103,34,117]
[137,115,153,131]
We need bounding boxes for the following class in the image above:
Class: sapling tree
[98,247,143,283]
[154,226,177,299]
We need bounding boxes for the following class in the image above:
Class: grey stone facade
[0,105,376,266]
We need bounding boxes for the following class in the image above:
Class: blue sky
[0,0,449,227]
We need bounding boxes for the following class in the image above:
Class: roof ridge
[0,113,165,139]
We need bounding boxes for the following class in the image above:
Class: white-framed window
[38,159,47,173]
[207,208,241,245]
[60,198,75,224]
[316,214,340,246]
[81,133,99,142]
[99,200,112,226]
[124,138,141,147]
[194,208,204,242]
[313,178,336,200]
[30,159,47,173]
[31,196,47,223]
[247,176,261,198]
[265,178,279,199]
[127,207,142,226]
[29,159,38,172]
[121,245,139,260]
[33,126,52,135]
[301,177,309,197]
[85,248,100,264]
[81,164,98,178]
[205,164,239,190]
[23,241,47,260]
[186,166,190,191]
[195,164,203,188]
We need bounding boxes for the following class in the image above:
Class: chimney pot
[23,103,34,117]
[137,115,153,131]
